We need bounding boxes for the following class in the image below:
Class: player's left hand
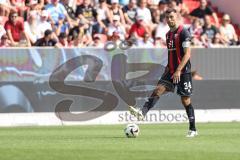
[172,70,181,84]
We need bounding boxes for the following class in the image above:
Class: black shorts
[158,71,193,96]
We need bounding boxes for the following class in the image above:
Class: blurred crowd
[0,0,239,48]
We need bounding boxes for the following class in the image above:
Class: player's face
[166,12,177,28]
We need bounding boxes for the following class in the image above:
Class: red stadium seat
[233,25,240,36]
[184,1,200,12]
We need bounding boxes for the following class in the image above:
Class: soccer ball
[124,123,140,138]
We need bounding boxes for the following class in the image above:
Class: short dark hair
[9,11,18,19]
[59,32,67,39]
[165,8,177,14]
[44,29,52,36]
[158,0,167,5]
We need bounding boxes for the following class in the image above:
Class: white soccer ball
[124,123,140,138]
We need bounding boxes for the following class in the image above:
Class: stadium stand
[0,0,239,47]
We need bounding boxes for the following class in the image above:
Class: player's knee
[181,96,191,106]
[154,85,166,96]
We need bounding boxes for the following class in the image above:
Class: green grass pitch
[0,123,239,160]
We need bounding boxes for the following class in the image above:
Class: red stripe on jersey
[175,25,183,65]
[169,32,174,74]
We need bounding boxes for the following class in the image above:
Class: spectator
[154,37,165,47]
[167,0,189,16]
[219,14,238,46]
[58,32,69,47]
[0,17,6,38]
[54,14,70,36]
[0,0,17,16]
[147,0,160,9]
[61,0,76,20]
[4,11,31,46]
[151,0,167,24]
[189,18,203,46]
[167,0,185,24]
[200,15,220,47]
[45,0,72,27]
[0,34,10,47]
[109,31,121,45]
[109,0,126,25]
[68,20,92,46]
[136,0,152,24]
[151,7,160,25]
[11,0,28,17]
[24,10,39,44]
[70,34,86,47]
[96,0,111,33]
[69,21,86,40]
[107,15,126,40]
[155,13,169,44]
[26,0,44,10]
[91,34,104,47]
[122,0,137,26]
[36,10,52,39]
[158,0,168,15]
[208,34,226,48]
[190,0,219,26]
[61,0,77,11]
[167,0,180,14]
[34,29,59,47]
[128,15,151,43]
[137,32,154,47]
[75,0,101,34]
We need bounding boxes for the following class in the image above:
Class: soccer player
[129,8,198,138]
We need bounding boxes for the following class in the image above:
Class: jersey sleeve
[206,6,214,15]
[181,28,191,48]
[4,22,11,31]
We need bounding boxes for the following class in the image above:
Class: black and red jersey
[166,25,191,74]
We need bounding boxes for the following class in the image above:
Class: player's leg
[177,73,197,137]
[129,84,167,120]
[129,71,174,120]
[181,96,197,137]
[141,84,167,116]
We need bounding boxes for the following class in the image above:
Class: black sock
[142,93,160,116]
[184,104,196,131]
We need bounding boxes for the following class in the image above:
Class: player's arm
[173,28,191,84]
[173,44,190,84]
[176,46,191,72]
